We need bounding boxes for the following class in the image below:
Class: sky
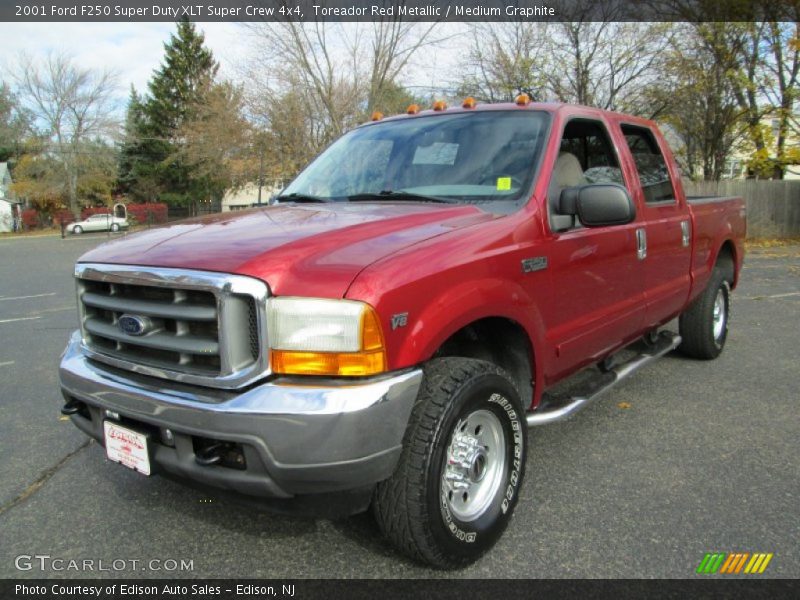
[0,22,464,111]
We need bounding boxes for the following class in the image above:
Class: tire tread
[679,268,730,360]
[373,357,514,568]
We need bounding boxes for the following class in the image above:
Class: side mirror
[558,184,636,227]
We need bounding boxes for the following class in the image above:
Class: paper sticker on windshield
[496,177,512,191]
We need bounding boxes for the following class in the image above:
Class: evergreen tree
[116,86,147,198]
[122,20,219,208]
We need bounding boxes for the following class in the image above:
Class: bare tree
[653,24,744,181]
[240,19,441,174]
[546,20,673,114]
[457,22,552,102]
[14,52,118,218]
[365,20,439,112]
[456,17,672,116]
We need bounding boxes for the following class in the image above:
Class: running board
[526,332,681,427]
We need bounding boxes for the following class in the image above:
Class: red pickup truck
[59,100,745,568]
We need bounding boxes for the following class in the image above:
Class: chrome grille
[75,264,270,389]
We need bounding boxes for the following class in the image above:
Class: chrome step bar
[526,331,682,427]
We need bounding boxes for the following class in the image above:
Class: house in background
[0,162,23,233]
[724,116,800,180]
[222,181,284,212]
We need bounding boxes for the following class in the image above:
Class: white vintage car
[66,214,129,234]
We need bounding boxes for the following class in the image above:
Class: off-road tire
[679,268,731,360]
[373,357,527,569]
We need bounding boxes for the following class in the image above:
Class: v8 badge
[391,312,408,330]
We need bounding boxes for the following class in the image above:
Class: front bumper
[59,332,422,505]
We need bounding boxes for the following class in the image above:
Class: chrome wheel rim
[712,289,726,340]
[442,409,506,522]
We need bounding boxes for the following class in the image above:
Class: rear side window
[621,125,676,203]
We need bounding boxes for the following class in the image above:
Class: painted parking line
[0,293,57,302]
[0,316,41,324]
[0,307,73,322]
[742,291,800,300]
[0,361,14,367]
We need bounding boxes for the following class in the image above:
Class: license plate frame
[103,420,152,476]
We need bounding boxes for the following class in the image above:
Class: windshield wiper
[347,190,456,204]
[274,193,333,204]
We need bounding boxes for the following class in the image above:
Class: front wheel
[110,223,120,232]
[72,225,83,234]
[373,357,527,568]
[679,268,731,359]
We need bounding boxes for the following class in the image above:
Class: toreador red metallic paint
[80,103,745,410]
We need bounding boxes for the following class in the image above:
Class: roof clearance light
[371,111,384,121]
[462,97,477,109]
[515,93,531,106]
[407,104,421,115]
[432,100,448,111]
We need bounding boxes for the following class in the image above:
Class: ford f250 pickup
[59,98,745,568]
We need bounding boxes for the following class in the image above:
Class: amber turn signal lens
[361,307,385,351]
[432,100,447,111]
[462,97,477,109]
[271,349,387,377]
[407,104,421,115]
[371,111,384,121]
[515,93,531,106]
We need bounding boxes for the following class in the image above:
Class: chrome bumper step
[527,331,682,427]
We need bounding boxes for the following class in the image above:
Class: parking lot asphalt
[0,232,797,579]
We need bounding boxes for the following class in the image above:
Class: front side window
[548,118,625,231]
[282,111,550,206]
[621,124,676,203]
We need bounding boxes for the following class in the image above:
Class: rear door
[540,115,646,380]
[619,124,692,325]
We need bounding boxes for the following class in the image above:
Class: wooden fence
[682,179,800,239]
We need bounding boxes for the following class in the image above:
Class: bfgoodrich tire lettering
[373,357,527,568]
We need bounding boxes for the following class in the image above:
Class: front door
[538,117,646,381]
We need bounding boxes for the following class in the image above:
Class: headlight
[267,297,386,376]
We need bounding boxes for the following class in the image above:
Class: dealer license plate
[104,421,151,476]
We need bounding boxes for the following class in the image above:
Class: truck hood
[78,203,494,297]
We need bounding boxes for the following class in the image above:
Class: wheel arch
[431,317,537,409]
[714,239,738,288]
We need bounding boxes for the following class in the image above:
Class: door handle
[681,220,691,247]
[636,228,647,260]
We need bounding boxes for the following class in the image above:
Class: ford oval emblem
[118,314,150,336]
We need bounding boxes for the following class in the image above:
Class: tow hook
[195,443,225,466]
[60,400,82,416]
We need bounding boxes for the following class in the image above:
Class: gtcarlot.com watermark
[15,554,194,573]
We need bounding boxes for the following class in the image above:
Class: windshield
[282,111,550,205]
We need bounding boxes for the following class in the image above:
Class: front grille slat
[81,292,218,321]
[84,318,220,355]
[75,264,270,389]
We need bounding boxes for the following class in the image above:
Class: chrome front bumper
[59,332,422,502]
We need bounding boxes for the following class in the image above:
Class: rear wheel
[679,268,731,359]
[373,357,526,568]
[110,223,120,232]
